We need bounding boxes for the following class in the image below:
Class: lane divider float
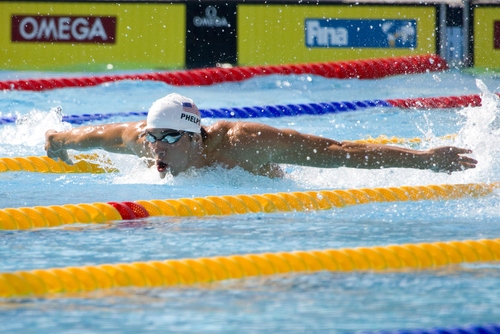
[0,54,446,92]
[357,324,500,334]
[0,154,117,174]
[0,182,497,230]
[1,237,499,298]
[0,134,457,174]
[0,99,391,125]
[3,93,494,125]
[350,134,456,145]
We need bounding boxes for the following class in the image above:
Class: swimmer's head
[147,93,201,133]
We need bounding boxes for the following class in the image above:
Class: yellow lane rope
[0,154,118,174]
[0,135,457,174]
[349,134,456,145]
[1,237,499,298]
[0,182,498,230]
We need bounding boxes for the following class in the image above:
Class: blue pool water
[1,68,500,333]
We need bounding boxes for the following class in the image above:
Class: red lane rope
[107,201,150,220]
[386,93,500,109]
[0,54,447,92]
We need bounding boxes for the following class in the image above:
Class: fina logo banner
[11,15,116,43]
[305,19,417,48]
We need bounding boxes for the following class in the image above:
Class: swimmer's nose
[152,145,165,159]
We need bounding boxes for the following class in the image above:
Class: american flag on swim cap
[182,102,201,117]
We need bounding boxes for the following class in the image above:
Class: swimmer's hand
[45,130,74,165]
[423,146,477,173]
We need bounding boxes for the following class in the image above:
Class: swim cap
[146,93,201,133]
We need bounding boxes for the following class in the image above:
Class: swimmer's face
[145,128,200,177]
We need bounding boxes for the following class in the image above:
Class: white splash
[112,163,291,193]
[112,157,168,185]
[455,79,500,183]
[0,106,72,156]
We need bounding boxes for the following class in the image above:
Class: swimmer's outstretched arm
[233,123,477,173]
[45,121,148,164]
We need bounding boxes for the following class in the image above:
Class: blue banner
[305,19,417,49]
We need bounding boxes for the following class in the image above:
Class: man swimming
[45,93,477,178]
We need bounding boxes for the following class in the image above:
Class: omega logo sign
[11,15,116,43]
[193,6,230,28]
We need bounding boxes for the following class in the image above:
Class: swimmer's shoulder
[204,120,232,148]
[206,120,262,135]
[204,120,234,139]
[206,120,233,131]
[205,120,257,141]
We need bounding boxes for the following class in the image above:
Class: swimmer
[45,93,477,178]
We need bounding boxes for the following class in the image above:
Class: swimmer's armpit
[256,163,285,179]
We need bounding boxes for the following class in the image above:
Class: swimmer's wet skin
[45,93,478,179]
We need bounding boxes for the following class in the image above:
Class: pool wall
[3,0,490,71]
[2,0,497,71]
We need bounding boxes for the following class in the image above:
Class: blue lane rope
[0,99,392,125]
[360,324,500,334]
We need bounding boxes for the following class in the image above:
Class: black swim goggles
[145,131,188,144]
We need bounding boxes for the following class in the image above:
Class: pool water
[0,68,500,333]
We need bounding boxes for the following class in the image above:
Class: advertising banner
[238,5,436,66]
[305,19,417,49]
[0,2,185,71]
[11,15,117,44]
[474,7,500,69]
[185,3,237,68]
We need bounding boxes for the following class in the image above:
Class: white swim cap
[146,93,201,133]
